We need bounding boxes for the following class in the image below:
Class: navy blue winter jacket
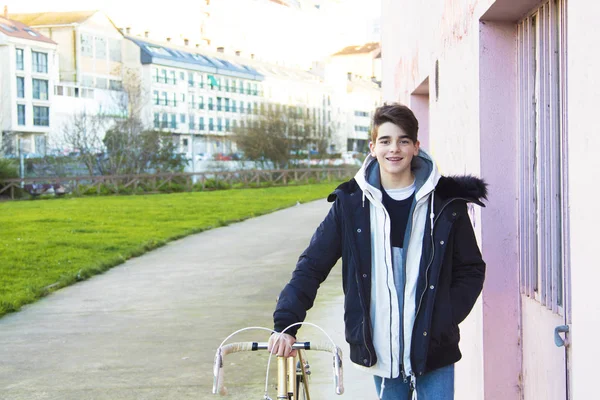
[274,175,487,375]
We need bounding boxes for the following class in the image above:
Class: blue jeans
[373,364,454,400]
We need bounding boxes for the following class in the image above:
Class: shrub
[0,158,18,181]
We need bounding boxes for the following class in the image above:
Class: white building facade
[0,16,58,156]
[9,11,128,152]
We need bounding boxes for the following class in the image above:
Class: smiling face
[369,121,420,189]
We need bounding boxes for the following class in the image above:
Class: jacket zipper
[382,210,395,378]
[402,197,425,378]
[414,197,469,318]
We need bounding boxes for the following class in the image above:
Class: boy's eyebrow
[377,134,411,141]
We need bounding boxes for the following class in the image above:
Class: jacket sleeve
[450,203,486,324]
[273,200,343,337]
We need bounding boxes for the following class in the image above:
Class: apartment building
[0,16,57,156]
[122,36,265,157]
[9,10,127,150]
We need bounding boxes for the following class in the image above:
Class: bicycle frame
[212,341,344,398]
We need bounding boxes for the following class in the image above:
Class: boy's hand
[268,332,297,357]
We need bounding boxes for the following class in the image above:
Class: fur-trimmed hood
[433,175,488,207]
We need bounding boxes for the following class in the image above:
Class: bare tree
[60,110,106,175]
[100,68,186,175]
[234,102,333,169]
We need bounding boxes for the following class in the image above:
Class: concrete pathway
[0,199,376,400]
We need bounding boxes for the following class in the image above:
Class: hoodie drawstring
[362,191,366,208]
[410,375,418,400]
[378,377,386,399]
[429,191,435,236]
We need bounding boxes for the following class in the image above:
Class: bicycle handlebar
[212,341,344,396]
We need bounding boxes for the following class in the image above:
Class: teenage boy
[269,103,486,399]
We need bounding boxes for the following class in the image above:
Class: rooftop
[332,42,380,56]
[0,16,56,44]
[8,10,98,27]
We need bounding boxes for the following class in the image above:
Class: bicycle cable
[216,322,337,399]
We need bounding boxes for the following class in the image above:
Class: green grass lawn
[0,183,340,317]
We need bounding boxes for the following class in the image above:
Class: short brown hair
[371,103,419,143]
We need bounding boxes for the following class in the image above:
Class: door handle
[554,325,569,347]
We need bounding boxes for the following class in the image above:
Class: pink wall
[479,20,521,400]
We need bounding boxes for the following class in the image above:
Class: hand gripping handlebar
[212,341,344,396]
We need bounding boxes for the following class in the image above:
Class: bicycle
[212,325,344,399]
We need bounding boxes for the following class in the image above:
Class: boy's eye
[400,140,411,145]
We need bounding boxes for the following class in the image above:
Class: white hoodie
[352,149,440,380]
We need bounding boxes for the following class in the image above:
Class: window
[225,118,230,131]
[161,91,168,106]
[217,97,222,111]
[518,0,568,313]
[199,96,204,110]
[240,101,245,113]
[198,74,204,88]
[109,39,121,62]
[95,77,107,89]
[153,68,160,83]
[82,75,94,87]
[180,72,185,81]
[199,117,205,130]
[17,104,26,125]
[208,75,218,89]
[33,106,49,126]
[208,97,214,110]
[95,37,107,58]
[172,92,178,107]
[16,48,24,70]
[217,117,223,131]
[232,100,237,112]
[169,70,176,85]
[55,86,64,96]
[153,91,160,105]
[209,117,214,131]
[190,94,196,108]
[189,115,196,130]
[182,138,188,147]
[188,71,195,87]
[35,135,46,155]
[32,51,48,73]
[232,80,237,93]
[180,114,186,123]
[225,98,230,112]
[154,113,160,128]
[170,113,177,129]
[16,77,25,98]
[32,79,48,100]
[81,34,93,56]
[161,113,168,128]
[109,80,122,91]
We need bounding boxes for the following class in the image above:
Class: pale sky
[3,0,380,67]
[2,0,380,41]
